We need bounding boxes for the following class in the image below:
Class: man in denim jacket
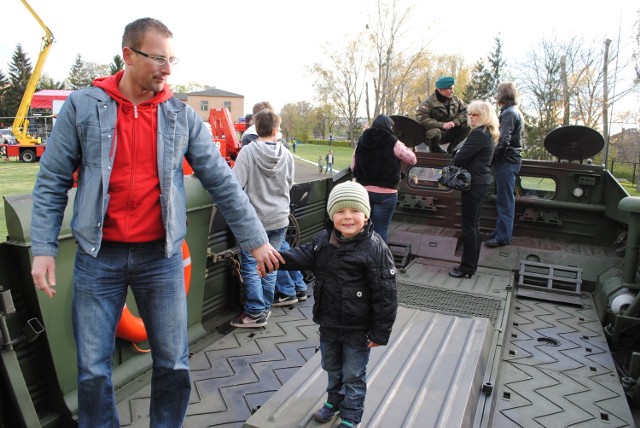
[30,17,282,428]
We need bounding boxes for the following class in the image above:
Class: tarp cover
[31,90,74,109]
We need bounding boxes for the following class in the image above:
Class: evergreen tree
[67,54,93,89]
[462,60,493,102]
[0,69,9,118]
[5,44,33,121]
[462,35,505,103]
[110,55,124,75]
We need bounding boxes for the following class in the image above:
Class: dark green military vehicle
[1,124,638,427]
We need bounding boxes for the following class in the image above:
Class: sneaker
[265,310,271,320]
[314,402,339,423]
[230,312,267,328]
[272,292,298,307]
[296,290,308,301]
[339,420,361,428]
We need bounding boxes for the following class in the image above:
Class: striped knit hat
[327,181,371,220]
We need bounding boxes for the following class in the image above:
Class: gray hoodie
[233,140,294,230]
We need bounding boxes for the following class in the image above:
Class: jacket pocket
[341,287,371,324]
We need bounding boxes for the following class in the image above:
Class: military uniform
[416,89,471,154]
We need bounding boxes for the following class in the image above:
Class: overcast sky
[1,0,638,119]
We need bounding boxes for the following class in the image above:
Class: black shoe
[296,290,308,301]
[314,402,340,423]
[448,267,473,278]
[430,144,447,154]
[484,238,509,248]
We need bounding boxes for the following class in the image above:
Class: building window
[200,101,208,112]
[224,101,232,112]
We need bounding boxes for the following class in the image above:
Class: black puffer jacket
[280,221,398,345]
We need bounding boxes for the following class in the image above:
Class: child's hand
[367,340,380,348]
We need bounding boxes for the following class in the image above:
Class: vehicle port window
[517,176,556,199]
[407,166,443,189]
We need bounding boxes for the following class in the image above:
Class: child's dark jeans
[319,326,371,425]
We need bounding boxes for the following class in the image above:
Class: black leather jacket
[493,104,523,164]
[280,221,398,345]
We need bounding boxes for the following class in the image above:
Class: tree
[67,54,94,89]
[5,44,33,121]
[38,73,65,90]
[463,36,505,103]
[365,0,427,120]
[0,69,9,118]
[311,38,367,144]
[280,101,315,142]
[110,55,124,75]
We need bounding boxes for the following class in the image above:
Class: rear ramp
[245,307,493,427]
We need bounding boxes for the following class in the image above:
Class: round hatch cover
[544,125,604,161]
[389,115,426,148]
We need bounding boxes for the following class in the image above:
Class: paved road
[293,155,339,183]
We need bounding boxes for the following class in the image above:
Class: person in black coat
[449,100,499,278]
[279,181,398,427]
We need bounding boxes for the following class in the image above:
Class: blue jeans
[240,227,287,314]
[493,162,521,243]
[319,327,370,425]
[276,240,307,296]
[73,241,190,428]
[368,191,398,242]
[460,184,491,273]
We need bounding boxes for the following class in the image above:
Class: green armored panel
[1,174,216,420]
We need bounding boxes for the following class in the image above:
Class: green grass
[0,161,40,242]
[292,143,354,172]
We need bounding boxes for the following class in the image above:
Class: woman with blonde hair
[448,100,499,278]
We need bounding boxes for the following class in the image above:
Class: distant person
[416,76,471,154]
[328,133,334,146]
[278,181,398,428]
[29,17,282,427]
[353,114,417,242]
[485,82,524,248]
[232,109,294,327]
[292,139,297,153]
[448,100,498,279]
[318,155,324,173]
[241,101,274,146]
[325,149,334,174]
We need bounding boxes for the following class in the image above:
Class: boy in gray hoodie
[231,109,295,327]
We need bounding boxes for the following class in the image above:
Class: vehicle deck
[116,220,635,428]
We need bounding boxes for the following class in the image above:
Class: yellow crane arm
[12,0,55,146]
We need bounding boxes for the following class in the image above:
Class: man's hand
[251,243,285,277]
[31,255,57,298]
[443,121,455,130]
[368,340,380,348]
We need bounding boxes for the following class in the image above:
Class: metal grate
[397,281,504,327]
[517,260,582,305]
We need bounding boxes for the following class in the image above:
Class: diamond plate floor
[117,298,319,428]
[492,292,635,427]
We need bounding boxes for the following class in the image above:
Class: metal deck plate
[491,292,635,427]
[246,307,493,428]
[117,301,319,427]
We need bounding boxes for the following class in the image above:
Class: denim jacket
[31,87,268,258]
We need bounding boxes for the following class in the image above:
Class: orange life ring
[115,241,192,343]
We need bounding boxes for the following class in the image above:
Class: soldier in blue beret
[416,76,471,154]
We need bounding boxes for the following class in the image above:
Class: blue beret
[436,76,455,89]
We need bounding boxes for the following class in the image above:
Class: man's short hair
[122,18,173,49]
[254,109,281,138]
[252,101,274,115]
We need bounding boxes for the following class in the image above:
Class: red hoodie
[94,71,173,243]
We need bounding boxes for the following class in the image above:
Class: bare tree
[365,0,427,120]
[311,38,367,145]
[280,101,315,142]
